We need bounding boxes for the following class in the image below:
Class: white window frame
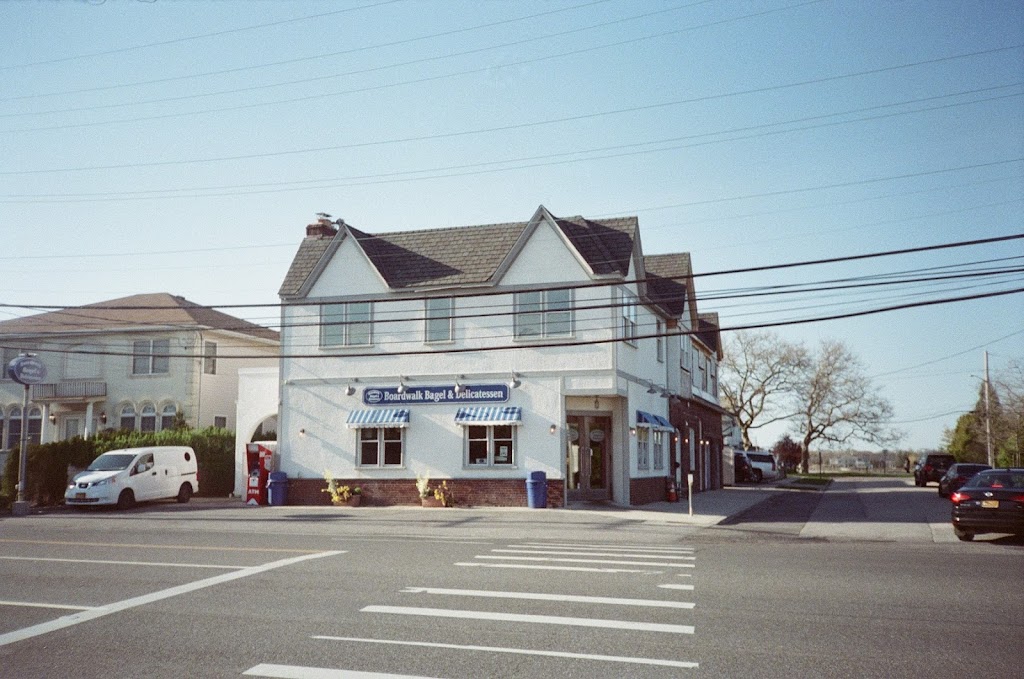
[465,424,516,467]
[636,425,650,470]
[140,403,157,432]
[425,297,454,343]
[27,407,42,446]
[6,407,21,450]
[132,338,170,375]
[119,404,137,431]
[160,403,177,430]
[321,301,373,347]
[656,319,664,362]
[620,289,638,344]
[204,341,217,375]
[357,427,405,467]
[653,429,665,471]
[514,289,573,339]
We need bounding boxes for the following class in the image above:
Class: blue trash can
[526,470,547,508]
[267,471,288,506]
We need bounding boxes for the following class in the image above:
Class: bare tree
[792,339,899,473]
[720,330,808,449]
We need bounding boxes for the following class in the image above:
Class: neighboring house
[0,293,280,455]
[275,206,724,507]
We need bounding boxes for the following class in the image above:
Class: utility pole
[984,351,993,467]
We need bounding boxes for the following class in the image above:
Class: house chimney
[306,212,340,238]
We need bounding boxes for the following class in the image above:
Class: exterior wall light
[397,377,408,394]
[629,427,637,436]
[549,424,557,434]
[454,382,464,395]
[509,372,521,389]
[344,385,355,396]
[298,428,306,437]
[48,413,57,424]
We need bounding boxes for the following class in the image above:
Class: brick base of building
[630,475,670,505]
[284,477,565,508]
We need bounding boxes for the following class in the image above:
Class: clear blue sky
[2,0,1021,451]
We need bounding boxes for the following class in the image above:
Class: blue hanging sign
[363,384,509,406]
[6,355,47,386]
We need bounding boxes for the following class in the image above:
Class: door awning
[346,409,410,428]
[636,410,674,430]
[454,406,522,426]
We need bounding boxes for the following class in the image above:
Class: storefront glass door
[566,415,611,502]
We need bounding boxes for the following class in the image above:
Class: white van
[66,446,199,509]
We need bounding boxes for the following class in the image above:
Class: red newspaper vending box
[245,443,274,505]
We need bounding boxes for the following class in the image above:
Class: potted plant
[417,474,452,507]
[323,470,362,506]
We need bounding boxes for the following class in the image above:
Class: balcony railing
[31,381,107,401]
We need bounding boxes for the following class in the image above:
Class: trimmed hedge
[2,428,235,506]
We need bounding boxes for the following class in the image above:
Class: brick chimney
[306,212,341,238]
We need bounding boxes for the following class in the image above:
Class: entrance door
[566,415,611,502]
[64,418,81,441]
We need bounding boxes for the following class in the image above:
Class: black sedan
[938,463,991,498]
[950,468,1024,541]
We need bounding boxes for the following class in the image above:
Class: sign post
[7,354,47,517]
[687,472,694,517]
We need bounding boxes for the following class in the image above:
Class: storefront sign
[363,384,508,405]
[6,355,47,386]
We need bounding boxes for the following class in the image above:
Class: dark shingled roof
[278,209,643,296]
[643,253,692,317]
[351,221,528,289]
[0,293,280,342]
[697,312,722,355]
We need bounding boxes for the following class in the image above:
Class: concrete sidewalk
[567,482,788,526]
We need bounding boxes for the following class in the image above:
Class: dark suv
[914,453,956,487]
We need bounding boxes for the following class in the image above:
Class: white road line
[0,600,98,611]
[0,555,243,570]
[658,584,695,591]
[400,587,694,609]
[362,605,695,634]
[515,542,695,553]
[476,555,695,568]
[455,562,662,574]
[492,549,695,560]
[312,636,699,669]
[245,665,433,679]
[0,550,344,648]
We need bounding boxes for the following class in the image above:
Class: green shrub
[3,428,236,505]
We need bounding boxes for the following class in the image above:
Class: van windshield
[86,453,136,471]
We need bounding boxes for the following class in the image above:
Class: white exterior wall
[234,366,280,496]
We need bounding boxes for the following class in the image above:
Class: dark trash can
[267,471,288,506]
[526,470,547,508]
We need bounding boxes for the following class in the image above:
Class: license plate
[981,500,999,508]
[75,493,86,499]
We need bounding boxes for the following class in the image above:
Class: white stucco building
[275,207,724,507]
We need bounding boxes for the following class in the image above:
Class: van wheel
[177,483,193,504]
[751,469,763,483]
[116,490,135,510]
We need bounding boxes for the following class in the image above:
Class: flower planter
[333,496,361,507]
[421,496,444,507]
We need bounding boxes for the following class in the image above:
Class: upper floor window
[620,290,638,344]
[710,359,718,397]
[204,341,217,375]
[425,297,453,343]
[680,335,691,372]
[132,339,170,375]
[66,344,101,379]
[321,302,372,347]
[656,320,664,362]
[697,352,708,391]
[514,289,573,339]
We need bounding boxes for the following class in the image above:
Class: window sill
[462,465,518,471]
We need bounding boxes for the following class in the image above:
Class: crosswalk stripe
[362,606,695,634]
[476,555,695,568]
[244,664,431,678]
[492,549,695,560]
[456,562,662,574]
[515,542,694,553]
[658,584,695,591]
[311,636,699,669]
[400,587,694,609]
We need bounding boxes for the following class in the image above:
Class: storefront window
[653,430,665,470]
[637,426,650,470]
[358,427,403,466]
[466,425,514,466]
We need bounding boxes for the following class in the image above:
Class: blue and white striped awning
[454,406,522,426]
[346,409,410,428]
[636,410,674,430]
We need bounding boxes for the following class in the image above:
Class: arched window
[160,404,177,431]
[119,404,137,431]
[140,404,157,432]
[27,407,42,446]
[4,407,18,450]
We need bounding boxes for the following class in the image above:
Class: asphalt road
[1,478,1021,678]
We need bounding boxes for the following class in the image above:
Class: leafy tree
[943,382,993,463]
[772,434,802,471]
[791,339,899,473]
[720,330,809,449]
